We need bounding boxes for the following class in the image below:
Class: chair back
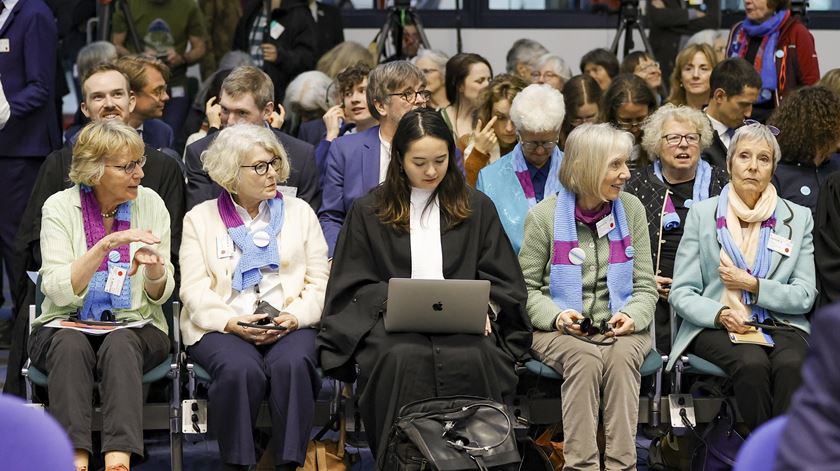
[732,415,788,471]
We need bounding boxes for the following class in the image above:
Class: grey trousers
[28,324,170,456]
[532,331,650,471]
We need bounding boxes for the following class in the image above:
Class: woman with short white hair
[530,53,572,90]
[412,49,449,110]
[283,70,332,136]
[180,124,329,470]
[476,83,566,252]
[626,104,729,351]
[519,122,657,470]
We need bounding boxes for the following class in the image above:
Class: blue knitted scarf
[653,159,712,230]
[549,187,635,315]
[728,10,790,104]
[79,185,132,320]
[715,185,777,322]
[217,191,284,292]
[511,143,564,208]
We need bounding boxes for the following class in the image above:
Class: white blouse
[409,187,444,280]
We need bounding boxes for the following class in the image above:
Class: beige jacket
[179,195,329,346]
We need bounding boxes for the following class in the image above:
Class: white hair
[509,83,566,133]
[533,53,572,81]
[727,123,782,170]
[283,70,332,113]
[412,49,449,72]
[641,104,713,157]
[505,38,549,74]
[686,29,726,48]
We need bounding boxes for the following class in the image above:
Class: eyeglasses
[616,118,646,130]
[743,119,780,136]
[144,86,168,100]
[519,135,558,153]
[420,68,440,75]
[662,133,701,147]
[107,155,146,174]
[240,157,283,176]
[636,61,660,73]
[530,71,560,82]
[388,89,432,104]
[570,115,598,127]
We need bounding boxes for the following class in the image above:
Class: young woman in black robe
[316,108,532,460]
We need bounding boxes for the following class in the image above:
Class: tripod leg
[610,22,627,56]
[409,10,432,51]
[117,0,144,52]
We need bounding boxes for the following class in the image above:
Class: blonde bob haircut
[201,124,290,195]
[640,103,713,158]
[69,120,145,187]
[559,122,634,201]
[726,122,782,171]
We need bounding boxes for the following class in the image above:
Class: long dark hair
[560,74,602,148]
[375,108,471,233]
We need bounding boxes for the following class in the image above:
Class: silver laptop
[384,278,491,334]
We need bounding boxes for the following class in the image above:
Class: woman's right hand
[718,308,751,334]
[225,314,282,345]
[655,275,672,301]
[323,105,345,141]
[555,309,584,333]
[205,96,222,129]
[472,117,498,155]
[100,229,160,253]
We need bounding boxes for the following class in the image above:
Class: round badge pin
[761,89,772,100]
[775,50,785,59]
[684,198,694,208]
[625,245,636,259]
[108,250,121,263]
[252,230,270,248]
[800,186,811,196]
[568,247,586,265]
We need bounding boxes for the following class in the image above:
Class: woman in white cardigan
[179,124,329,471]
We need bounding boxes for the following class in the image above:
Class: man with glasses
[116,55,177,154]
[703,58,762,169]
[184,66,319,212]
[4,63,186,396]
[476,84,566,253]
[319,61,430,255]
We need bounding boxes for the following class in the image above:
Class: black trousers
[690,327,809,430]
[28,324,170,456]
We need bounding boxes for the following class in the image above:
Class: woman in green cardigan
[519,122,658,470]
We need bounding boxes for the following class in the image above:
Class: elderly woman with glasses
[530,53,572,91]
[412,49,450,110]
[477,83,566,253]
[602,74,659,171]
[625,104,729,352]
[179,124,329,470]
[519,122,657,470]
[666,122,817,432]
[28,120,174,471]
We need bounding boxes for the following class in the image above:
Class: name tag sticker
[104,265,127,296]
[269,21,284,40]
[171,86,186,98]
[0,39,9,53]
[216,234,234,259]
[277,185,298,199]
[767,233,793,257]
[596,213,616,239]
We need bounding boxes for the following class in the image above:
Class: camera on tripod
[609,0,653,59]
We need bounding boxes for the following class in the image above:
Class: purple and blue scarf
[715,185,777,322]
[653,159,713,230]
[511,143,563,208]
[549,187,634,314]
[217,191,285,292]
[728,9,790,104]
[79,185,132,320]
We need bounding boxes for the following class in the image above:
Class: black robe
[316,188,532,457]
[814,171,840,309]
[3,145,185,396]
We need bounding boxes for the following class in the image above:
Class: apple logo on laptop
[432,302,443,311]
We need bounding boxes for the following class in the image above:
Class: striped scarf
[653,159,712,230]
[79,185,132,320]
[217,191,284,292]
[715,184,777,322]
[511,143,563,208]
[728,10,790,104]
[549,187,634,315]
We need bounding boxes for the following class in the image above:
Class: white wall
[345,27,840,75]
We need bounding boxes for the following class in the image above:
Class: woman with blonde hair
[667,43,717,110]
[316,41,375,79]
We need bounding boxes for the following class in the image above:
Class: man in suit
[319,61,428,256]
[4,63,186,396]
[116,54,176,152]
[0,0,61,303]
[308,0,343,60]
[702,58,762,169]
[185,65,320,211]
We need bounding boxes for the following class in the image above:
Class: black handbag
[686,398,745,471]
[382,396,522,471]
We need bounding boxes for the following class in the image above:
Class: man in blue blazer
[185,66,320,211]
[318,61,429,256]
[0,0,61,296]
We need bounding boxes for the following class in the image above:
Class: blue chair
[733,415,788,471]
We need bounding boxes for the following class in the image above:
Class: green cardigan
[519,192,658,332]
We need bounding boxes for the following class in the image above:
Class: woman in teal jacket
[667,122,816,431]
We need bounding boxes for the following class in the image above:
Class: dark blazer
[0,0,61,157]
[297,118,327,147]
[184,126,320,211]
[234,0,318,104]
[142,118,175,151]
[313,1,344,59]
[701,130,728,169]
[646,0,721,82]
[775,303,840,471]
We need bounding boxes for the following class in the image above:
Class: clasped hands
[555,309,635,337]
[226,313,299,345]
